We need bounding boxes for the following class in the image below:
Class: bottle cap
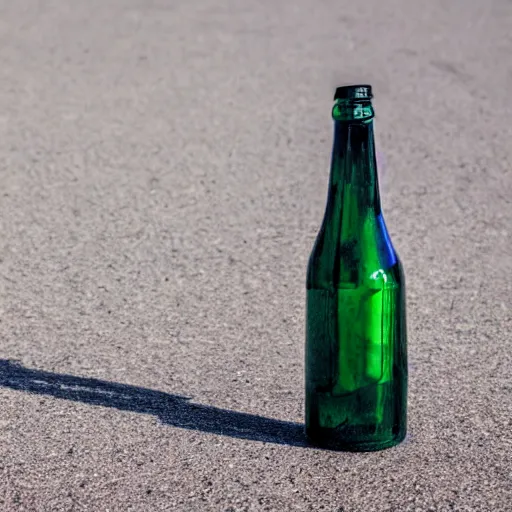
[334,85,373,101]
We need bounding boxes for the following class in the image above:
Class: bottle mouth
[334,85,373,101]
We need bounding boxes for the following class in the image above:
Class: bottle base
[305,427,406,452]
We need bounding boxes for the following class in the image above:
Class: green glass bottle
[305,85,407,451]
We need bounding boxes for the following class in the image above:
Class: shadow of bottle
[0,359,307,447]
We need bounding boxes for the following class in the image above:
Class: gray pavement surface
[1,1,511,511]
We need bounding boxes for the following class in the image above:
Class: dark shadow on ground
[0,359,307,447]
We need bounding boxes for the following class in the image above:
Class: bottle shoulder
[307,213,403,290]
[307,259,403,290]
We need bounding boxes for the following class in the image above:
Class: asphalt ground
[0,1,511,511]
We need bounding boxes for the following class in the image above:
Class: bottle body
[305,86,407,451]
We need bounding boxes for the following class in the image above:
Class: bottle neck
[328,102,385,283]
[307,95,397,289]
[329,100,381,214]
